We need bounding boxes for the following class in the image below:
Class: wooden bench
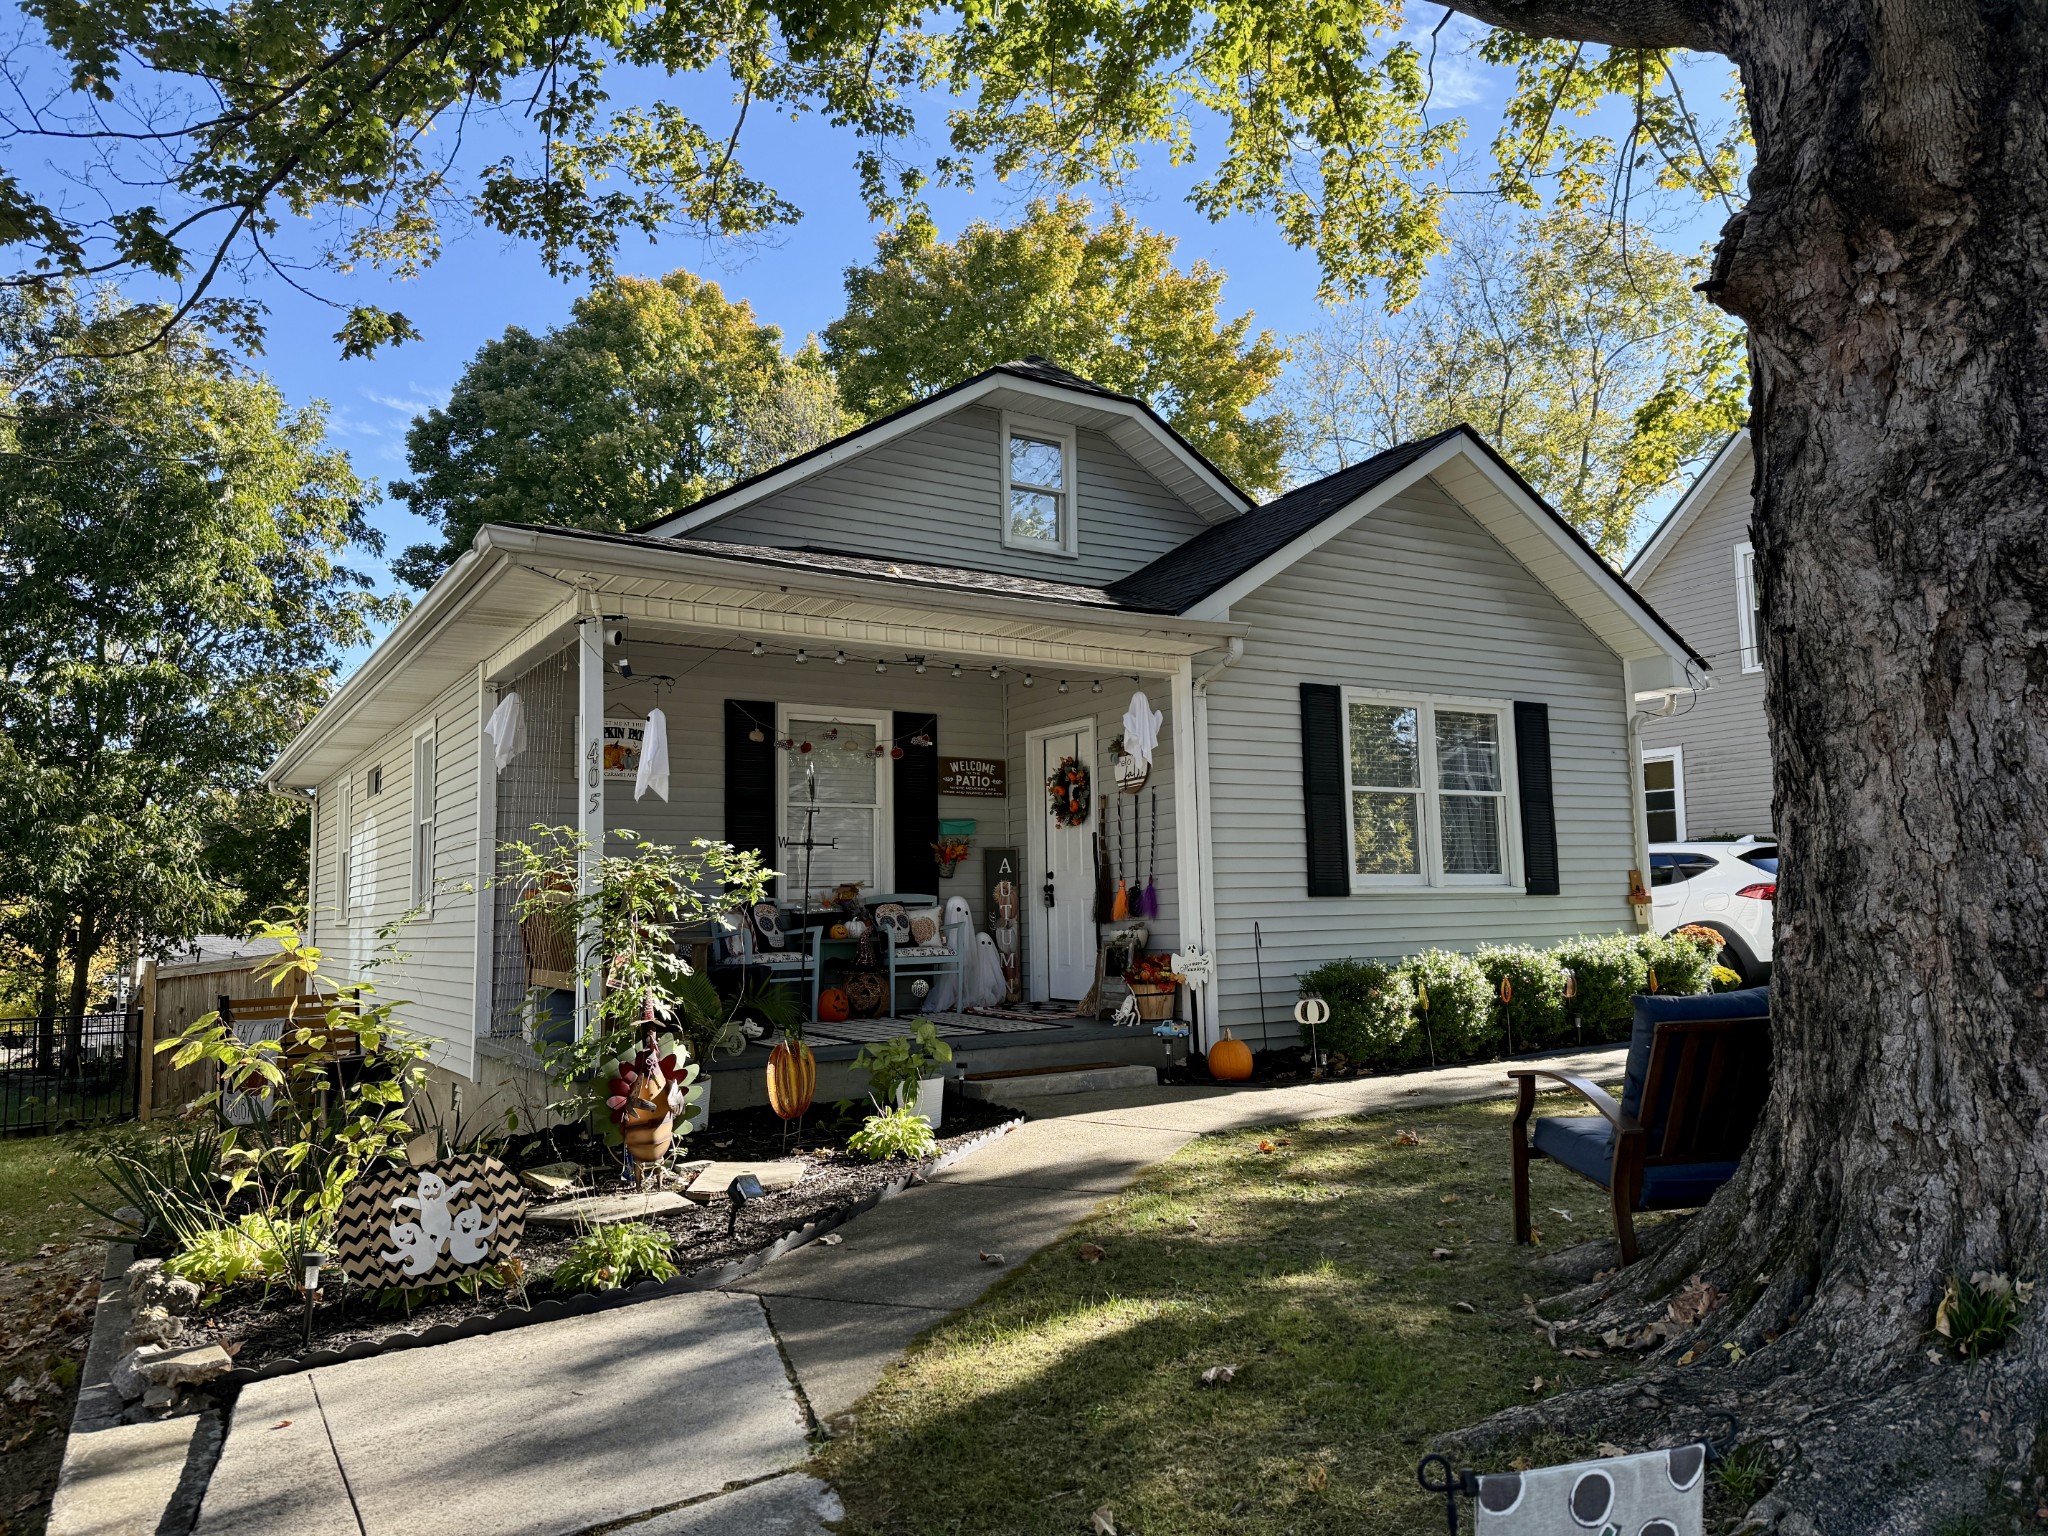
[1511,988,1771,1264]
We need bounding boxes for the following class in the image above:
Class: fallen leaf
[1199,1364,1238,1386]
[979,1251,1006,1265]
[817,1233,842,1247]
[1256,1139,1277,1154]
[270,1420,293,1431]
[1596,1442,1627,1458]
[1392,1129,1424,1146]
[1528,1227,1543,1244]
[1078,1242,1107,1263]
[1430,1247,1455,1261]
[1549,1208,1574,1223]
[1185,1216,1199,1228]
[1092,1506,1117,1534]
[1440,1194,1460,1205]
[1304,1463,1329,1493]
[1677,1348,1699,1365]
[1510,1457,1533,1473]
[1526,1376,1547,1394]
[1666,1275,1723,1325]
[1453,1301,1478,1314]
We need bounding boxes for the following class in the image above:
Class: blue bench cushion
[1530,1116,1741,1210]
[1622,986,1770,1121]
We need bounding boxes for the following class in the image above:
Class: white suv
[1648,838,1777,985]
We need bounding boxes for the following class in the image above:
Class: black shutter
[1300,683,1349,897]
[893,711,941,899]
[1513,700,1560,895]
[725,700,778,897]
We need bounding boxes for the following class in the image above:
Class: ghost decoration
[925,896,979,1012]
[965,932,1010,1009]
[335,1154,527,1291]
[1475,1444,1706,1536]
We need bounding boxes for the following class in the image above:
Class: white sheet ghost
[485,690,527,772]
[966,932,1010,1008]
[392,1170,473,1254]
[381,1219,437,1277]
[1121,691,1164,770]
[635,707,670,801]
[925,896,979,1012]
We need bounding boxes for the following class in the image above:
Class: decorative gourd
[829,922,850,940]
[816,987,852,1023]
[1206,1033,1254,1082]
[766,1039,817,1120]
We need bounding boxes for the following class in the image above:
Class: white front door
[1031,722,1097,1001]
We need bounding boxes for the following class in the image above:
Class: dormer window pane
[1010,434,1064,490]
[1009,489,1060,544]
[1002,420,1074,553]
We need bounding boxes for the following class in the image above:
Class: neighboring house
[264,358,1701,1106]
[1625,433,1773,840]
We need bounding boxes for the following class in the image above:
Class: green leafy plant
[1295,958,1417,1070]
[853,1017,954,1108]
[551,1221,678,1291]
[1933,1270,2033,1359]
[1638,928,1719,997]
[1551,933,1652,1039]
[1714,1443,1774,1505]
[848,1104,940,1163]
[498,828,773,1126]
[164,1210,324,1289]
[159,911,433,1287]
[82,1124,230,1249]
[1474,944,1571,1050]
[1403,950,1496,1061]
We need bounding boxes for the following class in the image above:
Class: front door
[1031,721,1097,1001]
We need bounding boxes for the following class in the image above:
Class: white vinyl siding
[1203,474,1637,1043]
[690,407,1211,585]
[1634,438,1773,836]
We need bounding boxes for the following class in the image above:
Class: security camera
[604,626,626,647]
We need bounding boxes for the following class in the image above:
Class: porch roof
[266,523,1243,787]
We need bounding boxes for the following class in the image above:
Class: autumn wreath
[1047,755,1092,827]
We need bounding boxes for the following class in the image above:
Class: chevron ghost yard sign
[334,1155,528,1290]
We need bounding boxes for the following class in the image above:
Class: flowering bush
[1123,952,1184,986]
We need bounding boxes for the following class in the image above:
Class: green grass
[0,1126,132,1261]
[818,1096,1649,1534]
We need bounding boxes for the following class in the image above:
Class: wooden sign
[333,1155,527,1290]
[940,756,1008,798]
[984,846,1023,1003]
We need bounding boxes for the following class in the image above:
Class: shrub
[1404,950,1496,1061]
[1644,928,1720,996]
[848,1104,939,1162]
[1474,945,1571,1051]
[1551,933,1650,1040]
[552,1221,678,1291]
[166,1211,322,1290]
[1295,958,1417,1069]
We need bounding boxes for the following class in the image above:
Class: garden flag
[1474,1445,1706,1535]
[485,689,527,772]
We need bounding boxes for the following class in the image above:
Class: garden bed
[183,1096,1022,1378]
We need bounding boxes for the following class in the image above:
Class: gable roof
[1110,424,1703,670]
[1624,431,1752,585]
[639,357,1253,538]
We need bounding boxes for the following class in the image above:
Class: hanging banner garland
[1048,756,1092,827]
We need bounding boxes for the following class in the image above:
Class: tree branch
[1436,0,1722,52]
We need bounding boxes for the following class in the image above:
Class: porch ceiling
[267,526,1240,786]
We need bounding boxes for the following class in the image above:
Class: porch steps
[960,1061,1158,1100]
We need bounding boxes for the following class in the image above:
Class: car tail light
[1736,882,1776,901]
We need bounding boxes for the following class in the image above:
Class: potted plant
[1122,952,1184,1022]
[853,1018,954,1129]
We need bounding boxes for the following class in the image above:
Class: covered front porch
[466,526,1242,1087]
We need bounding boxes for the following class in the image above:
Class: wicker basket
[1125,980,1178,1022]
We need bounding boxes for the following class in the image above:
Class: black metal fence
[0,1010,141,1136]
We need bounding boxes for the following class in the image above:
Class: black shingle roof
[1105,427,1468,613]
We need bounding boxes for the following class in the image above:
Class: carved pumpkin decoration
[845,970,886,1017]
[1206,1033,1254,1082]
[829,922,850,940]
[767,1038,817,1120]
[816,986,852,1023]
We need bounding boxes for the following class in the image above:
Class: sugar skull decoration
[1474,1444,1706,1536]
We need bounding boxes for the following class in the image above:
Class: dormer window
[1001,414,1078,556]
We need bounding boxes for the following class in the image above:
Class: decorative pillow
[906,905,944,946]
[875,903,911,942]
[752,901,786,950]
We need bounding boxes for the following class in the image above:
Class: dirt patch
[0,1240,100,1536]
[189,1097,1021,1375]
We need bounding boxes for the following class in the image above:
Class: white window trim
[1643,746,1687,842]
[1341,688,1524,893]
[1734,542,1762,673]
[775,704,895,897]
[998,411,1079,557]
[334,773,353,928]
[411,726,437,916]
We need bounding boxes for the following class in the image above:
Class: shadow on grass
[817,1096,1650,1535]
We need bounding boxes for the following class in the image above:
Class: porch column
[1168,658,1215,1049]
[574,614,606,1038]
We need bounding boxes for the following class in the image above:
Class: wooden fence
[141,953,305,1121]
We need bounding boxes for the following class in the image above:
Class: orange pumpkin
[1206,1033,1254,1082]
[767,1039,817,1120]
[816,987,852,1023]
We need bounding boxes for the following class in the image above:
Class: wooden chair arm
[1504,1068,1643,1135]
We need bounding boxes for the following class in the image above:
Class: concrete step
[961,1062,1159,1100]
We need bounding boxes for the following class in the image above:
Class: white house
[1626,432,1773,840]
[265,359,1702,1106]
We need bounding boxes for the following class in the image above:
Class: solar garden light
[301,1250,325,1345]
[726,1173,765,1238]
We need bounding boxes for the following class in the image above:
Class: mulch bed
[186,1096,1021,1376]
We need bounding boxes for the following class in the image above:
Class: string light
[795,649,808,664]
[875,659,887,674]
[951,663,962,678]
[750,640,764,656]
[1091,679,1103,693]
[1022,673,1035,687]
[913,657,927,674]
[990,665,1002,680]
[834,649,846,665]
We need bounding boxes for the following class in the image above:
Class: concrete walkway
[190,1045,1626,1536]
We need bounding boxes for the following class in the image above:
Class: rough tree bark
[1435,0,2048,1529]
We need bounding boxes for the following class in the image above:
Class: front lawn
[819,1096,1662,1534]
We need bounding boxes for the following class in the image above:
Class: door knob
[1043,870,1056,908]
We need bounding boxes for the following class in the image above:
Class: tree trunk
[61,919,96,1074]
[1440,1,2048,1529]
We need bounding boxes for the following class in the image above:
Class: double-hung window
[1734,542,1762,672]
[1000,414,1077,555]
[1344,691,1518,889]
[411,729,437,913]
[779,707,891,897]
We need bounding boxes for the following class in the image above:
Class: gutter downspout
[1187,638,1244,1047]
[1627,689,1683,929]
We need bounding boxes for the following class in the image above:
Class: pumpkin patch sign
[333,1154,527,1290]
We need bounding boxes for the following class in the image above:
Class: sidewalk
[188,1045,1626,1536]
